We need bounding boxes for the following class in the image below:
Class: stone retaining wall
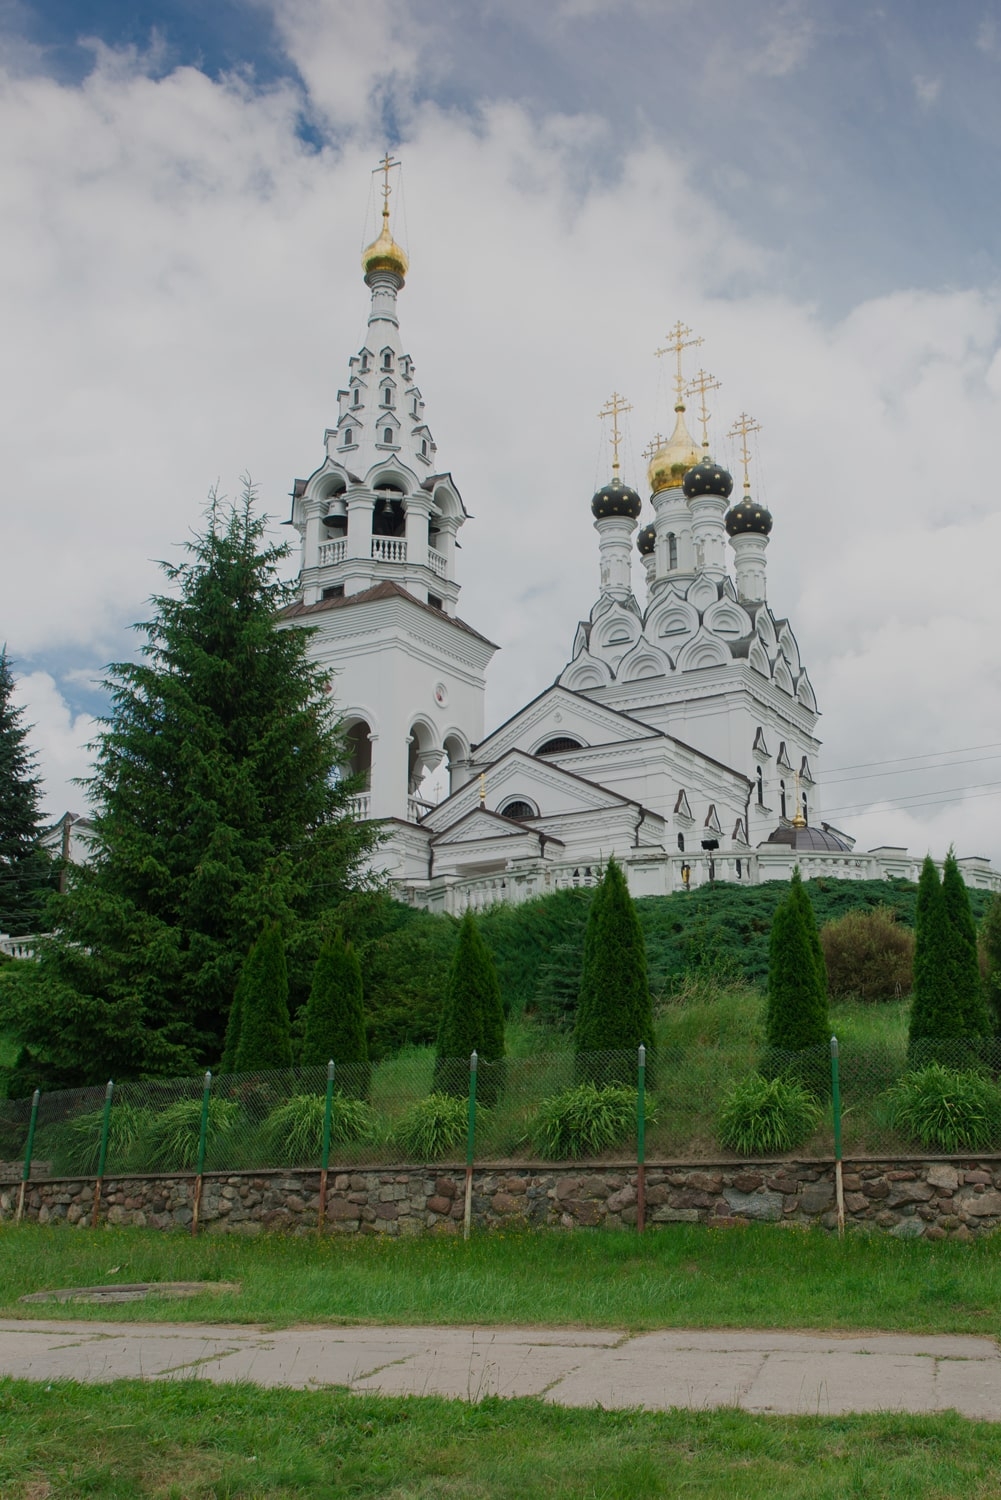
[4,1158,1001,1240]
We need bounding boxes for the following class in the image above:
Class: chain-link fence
[8,1037,1001,1198]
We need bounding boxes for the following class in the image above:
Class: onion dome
[647,407,702,494]
[362,205,409,283]
[636,521,656,556]
[591,476,642,520]
[725,492,773,536]
[683,456,734,499]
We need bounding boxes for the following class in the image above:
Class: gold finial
[479,772,486,805]
[686,368,722,451]
[598,392,632,476]
[792,768,806,828]
[361,153,409,281]
[656,321,703,409]
[727,411,763,494]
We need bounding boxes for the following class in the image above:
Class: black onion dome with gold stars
[726,493,773,536]
[682,458,733,500]
[636,521,656,556]
[591,477,642,520]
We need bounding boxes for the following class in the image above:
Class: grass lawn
[3,1378,1001,1497]
[4,1222,1001,1338]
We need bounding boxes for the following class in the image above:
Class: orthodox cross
[642,433,666,462]
[686,368,722,450]
[655,321,703,406]
[598,391,632,476]
[727,411,763,493]
[373,152,402,221]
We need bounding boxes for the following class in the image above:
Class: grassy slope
[4,1380,1001,1499]
[4,1223,1001,1339]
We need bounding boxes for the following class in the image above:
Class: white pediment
[703,597,752,640]
[676,629,730,672]
[646,596,699,644]
[773,657,795,696]
[687,574,720,613]
[796,672,818,712]
[559,655,613,691]
[422,746,640,835]
[749,639,771,678]
[755,608,777,649]
[616,640,673,683]
[472,685,658,765]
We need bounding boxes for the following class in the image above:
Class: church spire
[362,153,409,284]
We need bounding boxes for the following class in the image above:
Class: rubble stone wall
[4,1158,1001,1240]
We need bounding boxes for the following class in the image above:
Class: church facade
[280,174,1001,909]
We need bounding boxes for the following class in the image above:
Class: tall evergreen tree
[941,850,990,1039]
[231,922,292,1072]
[765,879,829,1073]
[434,909,506,1101]
[908,855,964,1062]
[786,867,826,992]
[300,932,370,1094]
[0,648,52,936]
[980,893,1001,1036]
[0,492,377,1086]
[574,857,653,1082]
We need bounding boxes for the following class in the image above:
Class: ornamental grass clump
[717,1073,822,1157]
[141,1097,243,1172]
[531,1081,641,1161]
[392,1092,470,1161]
[258,1091,376,1166]
[885,1063,1001,1152]
[39,1101,152,1175]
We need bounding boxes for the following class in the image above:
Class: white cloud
[913,73,941,107]
[11,672,98,822]
[3,8,1001,864]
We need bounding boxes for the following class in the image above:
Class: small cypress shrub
[531,1081,643,1160]
[300,933,370,1096]
[942,851,990,1039]
[886,1064,1001,1152]
[763,872,829,1092]
[820,906,914,1001]
[718,1073,822,1156]
[574,858,654,1086]
[434,910,506,1104]
[908,855,985,1065]
[231,923,293,1074]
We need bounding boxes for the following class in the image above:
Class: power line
[822,781,1001,820]
[825,752,1001,787]
[824,740,1001,775]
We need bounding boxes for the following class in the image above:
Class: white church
[279,168,1001,912]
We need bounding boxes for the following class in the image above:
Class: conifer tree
[764,880,829,1080]
[434,910,506,1101]
[908,855,964,1062]
[0,492,377,1086]
[980,893,1001,1036]
[232,922,292,1072]
[0,648,52,936]
[300,932,370,1095]
[786,867,826,992]
[574,857,653,1083]
[941,850,990,1040]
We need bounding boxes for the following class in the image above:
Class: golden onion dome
[647,406,702,494]
[362,205,409,282]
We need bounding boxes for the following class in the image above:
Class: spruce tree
[941,850,990,1041]
[980,893,1001,1036]
[232,922,292,1072]
[786,867,826,992]
[908,855,964,1062]
[434,910,506,1101]
[574,857,653,1083]
[764,883,829,1087]
[301,932,370,1095]
[0,492,377,1086]
[0,648,53,936]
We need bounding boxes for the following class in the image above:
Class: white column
[594,516,636,598]
[689,495,729,581]
[405,491,432,573]
[730,533,769,603]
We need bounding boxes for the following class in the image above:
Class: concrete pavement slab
[744,1351,939,1415]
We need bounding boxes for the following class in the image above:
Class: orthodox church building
[280,169,1000,910]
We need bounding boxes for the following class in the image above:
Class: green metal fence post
[318,1060,335,1234]
[191,1071,212,1237]
[636,1044,646,1235]
[463,1051,478,1241]
[15,1089,40,1225]
[91,1080,114,1228]
[831,1036,845,1238]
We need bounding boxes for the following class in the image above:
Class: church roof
[279,581,497,647]
[763,822,853,853]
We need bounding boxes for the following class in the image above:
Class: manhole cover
[20,1281,241,1305]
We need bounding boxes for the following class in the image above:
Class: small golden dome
[362,206,409,282]
[647,406,702,494]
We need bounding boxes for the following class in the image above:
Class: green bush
[820,906,914,1001]
[258,1091,376,1166]
[141,1097,243,1172]
[717,1073,822,1156]
[530,1082,642,1160]
[37,1101,152,1176]
[391,1092,470,1160]
[885,1064,1001,1152]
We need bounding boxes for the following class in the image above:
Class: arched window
[382,387,393,406]
[536,736,584,756]
[359,355,369,372]
[353,389,360,405]
[500,799,535,821]
[383,351,392,369]
[421,439,428,456]
[756,765,764,803]
[677,833,685,852]
[667,532,678,570]
[383,427,393,445]
[342,428,353,446]
[780,779,787,819]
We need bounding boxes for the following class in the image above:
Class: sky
[3,0,1001,867]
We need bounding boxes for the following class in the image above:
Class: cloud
[913,73,941,107]
[3,6,1001,865]
[11,672,98,822]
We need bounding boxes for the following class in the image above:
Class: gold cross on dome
[727,411,763,493]
[373,152,402,219]
[656,321,703,404]
[598,391,632,475]
[642,433,666,462]
[686,368,722,449]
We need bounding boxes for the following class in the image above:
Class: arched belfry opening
[343,719,373,798]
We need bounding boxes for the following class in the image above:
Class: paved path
[3,1320,1001,1418]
